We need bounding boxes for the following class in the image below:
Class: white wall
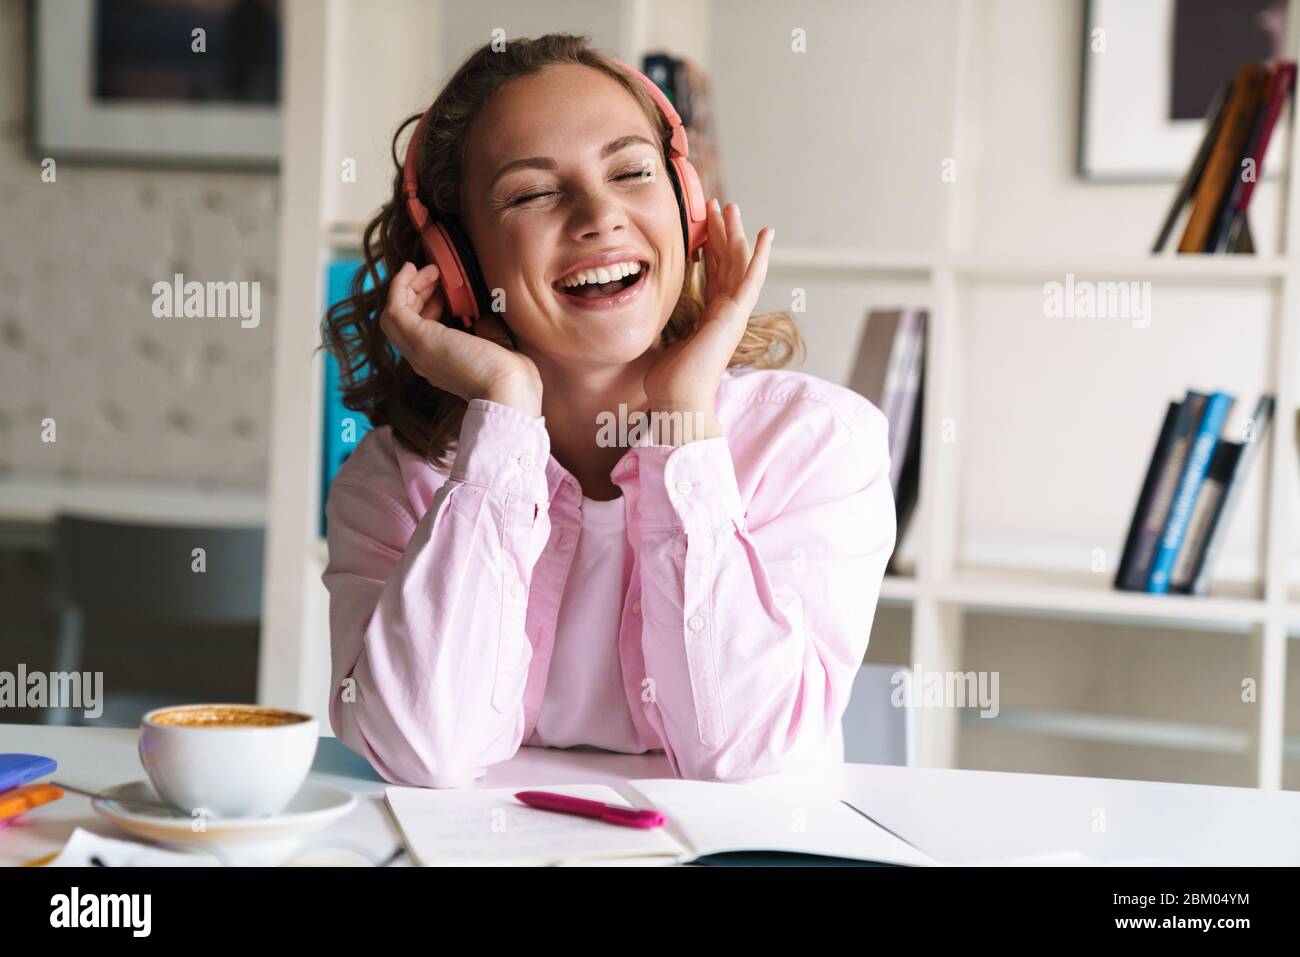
[321,0,714,236]
[0,0,278,487]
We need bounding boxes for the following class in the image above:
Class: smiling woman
[321,35,798,473]
[317,34,896,788]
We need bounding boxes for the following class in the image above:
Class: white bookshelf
[263,0,1300,789]
[899,0,1300,787]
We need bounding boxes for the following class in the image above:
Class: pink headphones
[401,57,710,327]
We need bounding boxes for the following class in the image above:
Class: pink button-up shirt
[322,366,896,788]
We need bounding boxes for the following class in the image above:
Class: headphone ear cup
[439,217,494,327]
[418,221,479,327]
[670,155,709,257]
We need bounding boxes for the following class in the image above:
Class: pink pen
[514,790,666,829]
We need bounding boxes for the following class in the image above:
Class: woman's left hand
[642,199,774,443]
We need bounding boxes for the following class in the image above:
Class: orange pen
[0,783,64,822]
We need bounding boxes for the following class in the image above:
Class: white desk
[2,724,1298,866]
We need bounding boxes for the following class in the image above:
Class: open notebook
[385,778,936,867]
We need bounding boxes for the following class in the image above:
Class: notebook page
[385,783,688,866]
[627,778,937,866]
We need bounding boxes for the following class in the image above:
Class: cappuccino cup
[139,704,319,818]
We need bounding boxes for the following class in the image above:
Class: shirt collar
[543,419,655,500]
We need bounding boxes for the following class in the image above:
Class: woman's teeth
[559,261,642,288]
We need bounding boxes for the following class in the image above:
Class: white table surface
[2,723,1298,866]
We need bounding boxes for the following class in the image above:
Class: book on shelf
[1146,391,1234,593]
[1177,63,1269,253]
[848,308,926,574]
[893,363,923,572]
[1115,400,1183,590]
[320,257,376,537]
[1152,80,1232,254]
[1115,392,1208,591]
[1176,396,1273,595]
[1155,59,1296,255]
[1209,63,1297,253]
[1117,390,1273,597]
[1168,440,1239,594]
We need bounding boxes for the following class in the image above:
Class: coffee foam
[150,706,308,728]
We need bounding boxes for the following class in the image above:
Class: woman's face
[460,63,686,369]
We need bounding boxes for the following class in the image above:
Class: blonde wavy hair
[320,32,804,470]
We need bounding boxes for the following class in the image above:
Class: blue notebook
[0,754,57,791]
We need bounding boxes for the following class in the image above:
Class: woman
[321,33,896,788]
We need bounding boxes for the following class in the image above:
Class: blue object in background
[0,754,57,791]
[320,257,377,538]
[1147,390,1235,594]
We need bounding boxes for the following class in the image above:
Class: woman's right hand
[380,261,543,416]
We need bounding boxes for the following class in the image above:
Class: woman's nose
[569,188,627,241]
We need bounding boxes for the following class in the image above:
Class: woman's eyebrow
[488,134,658,188]
[599,134,658,158]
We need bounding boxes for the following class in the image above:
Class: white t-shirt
[531,493,643,752]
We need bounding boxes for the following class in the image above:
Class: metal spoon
[50,780,177,812]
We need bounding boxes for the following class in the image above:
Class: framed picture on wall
[1078,0,1290,180]
[31,0,282,168]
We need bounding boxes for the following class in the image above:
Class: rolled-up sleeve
[613,401,895,782]
[322,399,551,788]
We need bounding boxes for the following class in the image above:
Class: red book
[1211,61,1296,252]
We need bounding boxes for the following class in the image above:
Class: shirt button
[510,581,524,598]
[517,453,534,470]
[688,615,705,632]
[631,599,641,615]
[675,480,692,494]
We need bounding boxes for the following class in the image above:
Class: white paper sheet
[48,828,220,867]
[385,783,687,866]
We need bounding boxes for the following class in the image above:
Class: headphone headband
[608,56,691,159]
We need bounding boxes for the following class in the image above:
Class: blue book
[1147,391,1235,593]
[319,258,377,537]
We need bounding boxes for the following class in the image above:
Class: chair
[841,662,916,766]
[48,514,265,727]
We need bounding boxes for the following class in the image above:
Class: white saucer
[92,780,358,849]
